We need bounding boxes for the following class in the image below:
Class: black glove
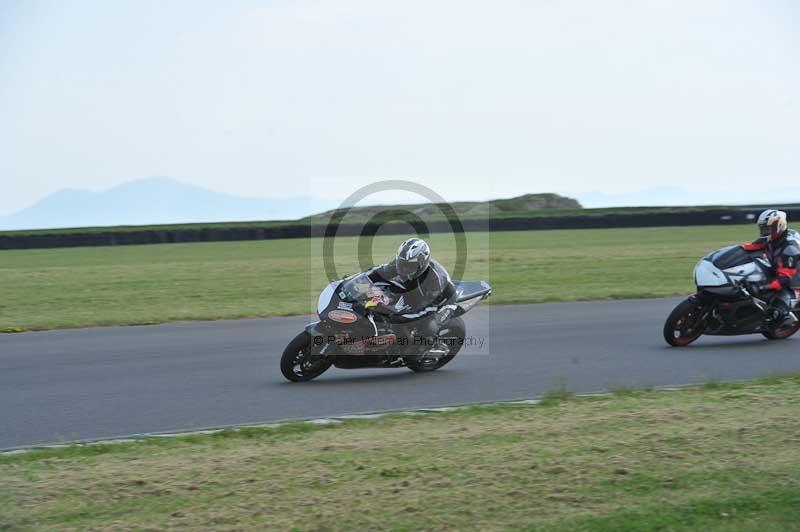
[747,281,774,297]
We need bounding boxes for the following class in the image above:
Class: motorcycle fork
[689,295,713,324]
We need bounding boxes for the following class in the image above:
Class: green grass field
[2,374,799,531]
[0,225,754,331]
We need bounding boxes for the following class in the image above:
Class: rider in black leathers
[367,238,458,335]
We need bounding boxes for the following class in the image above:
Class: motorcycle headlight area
[317,282,338,315]
[694,259,728,287]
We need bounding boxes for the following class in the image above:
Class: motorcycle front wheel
[280,332,332,382]
[663,297,707,347]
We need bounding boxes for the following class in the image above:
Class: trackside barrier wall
[2,209,798,250]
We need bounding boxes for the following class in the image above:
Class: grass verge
[2,374,799,530]
[0,225,753,331]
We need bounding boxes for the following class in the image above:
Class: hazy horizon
[3,0,799,218]
[5,176,800,232]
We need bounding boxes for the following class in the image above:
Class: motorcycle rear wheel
[762,320,800,340]
[407,318,466,372]
[280,332,332,382]
[663,298,707,347]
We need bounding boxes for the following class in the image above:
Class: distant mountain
[0,178,337,230]
[304,193,582,222]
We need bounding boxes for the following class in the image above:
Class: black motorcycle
[280,273,491,381]
[664,236,800,346]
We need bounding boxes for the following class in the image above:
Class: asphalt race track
[2,297,800,450]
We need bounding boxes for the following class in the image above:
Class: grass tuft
[538,385,574,406]
[608,384,653,397]
[755,371,800,386]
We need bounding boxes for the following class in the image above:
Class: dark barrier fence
[2,208,798,250]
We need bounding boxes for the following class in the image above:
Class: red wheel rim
[770,321,800,339]
[672,308,704,345]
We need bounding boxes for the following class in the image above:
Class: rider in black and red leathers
[742,209,800,328]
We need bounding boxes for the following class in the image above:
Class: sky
[1,0,799,216]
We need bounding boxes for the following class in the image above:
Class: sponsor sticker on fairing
[327,309,358,324]
[338,302,353,310]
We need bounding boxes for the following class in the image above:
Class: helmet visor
[769,223,784,241]
[759,222,770,238]
[396,259,420,280]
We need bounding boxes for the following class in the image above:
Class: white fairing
[723,262,767,283]
[723,262,759,277]
[317,282,338,315]
[694,260,727,287]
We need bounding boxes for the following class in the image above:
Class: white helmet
[395,238,431,281]
[757,209,788,242]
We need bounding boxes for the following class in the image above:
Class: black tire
[663,298,707,347]
[407,317,466,372]
[280,332,332,382]
[762,320,800,340]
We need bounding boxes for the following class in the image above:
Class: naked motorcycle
[663,230,800,346]
[280,273,492,381]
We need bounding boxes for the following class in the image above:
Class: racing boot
[765,305,796,332]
